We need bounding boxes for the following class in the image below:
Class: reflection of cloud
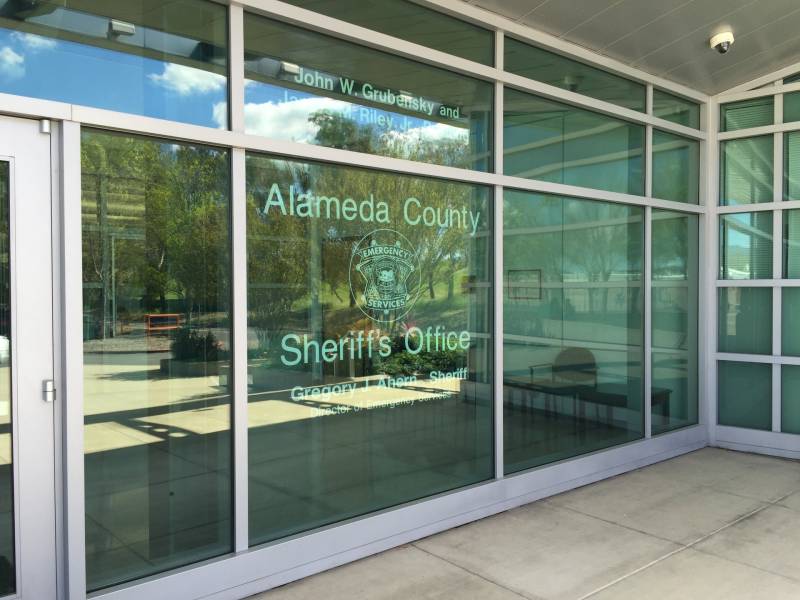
[149,63,225,96]
[11,32,56,51]
[237,97,351,143]
[0,47,24,79]
[386,122,467,143]
[212,101,227,130]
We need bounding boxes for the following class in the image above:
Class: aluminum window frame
[0,1,711,598]
[712,65,800,459]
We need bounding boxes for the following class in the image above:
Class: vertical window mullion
[229,4,246,133]
[231,147,248,551]
[493,30,504,479]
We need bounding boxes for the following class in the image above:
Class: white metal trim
[228,4,245,133]
[60,120,87,599]
[231,147,248,553]
[644,206,652,438]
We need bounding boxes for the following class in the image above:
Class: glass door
[0,116,57,599]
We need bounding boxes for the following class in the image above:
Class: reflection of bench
[144,313,182,335]
[505,346,672,431]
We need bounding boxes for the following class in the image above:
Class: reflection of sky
[0,28,225,128]
[243,79,467,148]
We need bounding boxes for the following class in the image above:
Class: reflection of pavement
[84,357,228,455]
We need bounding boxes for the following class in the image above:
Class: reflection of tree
[246,139,490,374]
[81,132,229,338]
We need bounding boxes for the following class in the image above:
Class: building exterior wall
[5,0,790,598]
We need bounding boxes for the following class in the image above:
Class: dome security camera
[710,31,734,54]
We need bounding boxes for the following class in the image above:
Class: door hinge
[42,380,55,403]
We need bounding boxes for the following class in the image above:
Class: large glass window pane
[503,191,643,473]
[717,288,772,355]
[652,211,699,434]
[243,14,492,171]
[81,130,231,591]
[652,130,699,204]
[786,132,800,201]
[784,92,800,124]
[782,365,800,433]
[720,136,773,206]
[652,89,700,129]
[783,209,800,277]
[719,212,773,280]
[504,88,644,196]
[0,163,12,596]
[504,37,646,112]
[280,0,493,66]
[245,153,493,546]
[720,97,774,132]
[0,1,227,128]
[718,361,771,430]
[781,288,800,356]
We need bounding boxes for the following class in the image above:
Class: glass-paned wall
[504,37,646,112]
[782,365,800,433]
[783,209,800,277]
[652,210,699,434]
[503,190,644,473]
[0,0,227,128]
[652,130,700,204]
[782,288,800,355]
[652,89,701,129]
[504,88,644,195]
[281,0,494,65]
[718,361,771,430]
[784,92,800,124]
[720,97,774,132]
[243,13,492,171]
[720,136,773,206]
[0,162,12,596]
[245,153,493,545]
[719,212,773,279]
[81,129,232,590]
[786,131,800,200]
[717,288,772,355]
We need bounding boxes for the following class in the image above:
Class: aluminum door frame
[0,115,58,600]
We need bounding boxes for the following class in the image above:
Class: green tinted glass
[243,13,492,171]
[719,212,773,280]
[720,97,774,132]
[718,361,771,430]
[720,136,773,206]
[245,153,493,546]
[504,37,646,112]
[718,288,772,354]
[504,88,644,195]
[783,210,800,277]
[652,211,699,435]
[503,190,644,473]
[785,92,800,123]
[652,130,699,203]
[781,365,800,433]
[786,132,800,201]
[281,0,494,65]
[81,130,232,590]
[653,90,700,129]
[782,288,800,355]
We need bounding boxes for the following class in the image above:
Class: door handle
[42,380,55,403]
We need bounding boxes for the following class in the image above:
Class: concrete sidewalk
[252,448,800,600]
